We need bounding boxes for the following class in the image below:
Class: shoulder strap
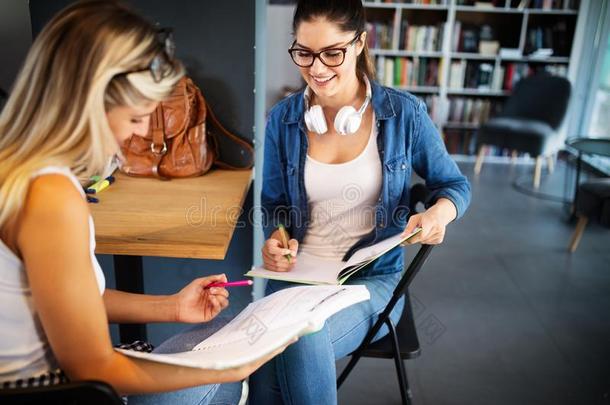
[205,103,254,170]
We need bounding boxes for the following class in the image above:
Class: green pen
[277,224,292,263]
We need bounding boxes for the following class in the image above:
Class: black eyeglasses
[123,27,176,82]
[288,33,361,68]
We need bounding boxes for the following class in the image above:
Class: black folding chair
[0,380,123,405]
[337,184,434,405]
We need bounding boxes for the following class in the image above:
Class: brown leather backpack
[119,76,253,179]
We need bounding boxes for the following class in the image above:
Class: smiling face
[294,17,365,103]
[105,101,158,145]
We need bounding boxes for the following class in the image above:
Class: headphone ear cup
[345,114,363,135]
[305,104,328,134]
[334,106,361,135]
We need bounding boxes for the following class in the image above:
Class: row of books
[449,60,568,91]
[525,22,571,56]
[446,97,502,125]
[443,130,478,155]
[367,21,445,52]
[455,0,504,6]
[528,0,579,9]
[451,22,499,54]
[448,60,504,90]
[421,95,442,122]
[399,22,445,52]
[456,0,578,9]
[366,21,393,50]
[370,0,448,4]
[376,56,442,88]
[443,131,530,157]
[504,63,568,90]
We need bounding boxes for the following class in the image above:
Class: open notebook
[116,285,369,370]
[246,229,422,285]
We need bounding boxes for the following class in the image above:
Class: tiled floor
[338,161,610,405]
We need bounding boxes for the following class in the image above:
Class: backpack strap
[205,103,254,170]
[150,104,169,180]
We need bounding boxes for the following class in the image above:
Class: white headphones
[303,76,372,136]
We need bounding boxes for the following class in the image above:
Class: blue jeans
[128,316,242,405]
[248,272,404,405]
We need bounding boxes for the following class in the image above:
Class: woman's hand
[174,274,229,323]
[401,198,457,245]
[262,230,299,272]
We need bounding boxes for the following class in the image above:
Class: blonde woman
[0,1,290,403]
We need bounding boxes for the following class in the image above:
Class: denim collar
[281,79,396,124]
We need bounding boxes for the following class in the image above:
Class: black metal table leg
[113,255,147,343]
[570,151,582,220]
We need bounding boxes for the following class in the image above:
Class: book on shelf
[422,94,442,122]
[446,97,502,127]
[366,21,393,50]
[455,0,506,5]
[525,22,570,57]
[376,56,441,88]
[118,285,370,369]
[502,63,567,90]
[371,0,447,4]
[442,130,477,155]
[491,66,505,91]
[528,0,570,9]
[449,59,467,89]
[400,22,445,52]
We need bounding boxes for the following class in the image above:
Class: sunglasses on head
[122,27,176,83]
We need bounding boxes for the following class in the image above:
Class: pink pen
[206,280,253,289]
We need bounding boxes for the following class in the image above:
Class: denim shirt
[261,80,471,277]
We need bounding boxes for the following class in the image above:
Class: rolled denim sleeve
[411,100,471,220]
[260,114,290,239]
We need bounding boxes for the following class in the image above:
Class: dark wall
[0,0,32,94]
[29,0,255,142]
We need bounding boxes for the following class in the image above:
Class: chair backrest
[0,88,7,111]
[501,74,571,129]
[0,380,123,405]
[394,183,434,298]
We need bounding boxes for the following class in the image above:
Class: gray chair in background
[474,74,572,188]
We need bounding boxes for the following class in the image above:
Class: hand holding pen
[261,224,299,272]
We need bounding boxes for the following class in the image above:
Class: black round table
[565,137,610,216]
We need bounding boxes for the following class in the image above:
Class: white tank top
[301,116,382,260]
[0,166,105,383]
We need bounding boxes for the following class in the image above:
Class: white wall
[265,4,302,111]
[0,0,32,92]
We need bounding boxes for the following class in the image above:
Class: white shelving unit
[363,0,584,156]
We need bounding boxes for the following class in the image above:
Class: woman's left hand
[401,198,457,245]
[173,274,229,323]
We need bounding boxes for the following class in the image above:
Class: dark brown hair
[292,0,375,80]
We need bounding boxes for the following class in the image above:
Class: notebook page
[116,285,370,370]
[197,285,367,349]
[246,252,345,285]
[342,229,422,269]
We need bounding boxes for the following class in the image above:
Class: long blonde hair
[0,0,184,228]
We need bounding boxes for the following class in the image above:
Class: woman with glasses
[251,0,470,403]
[0,1,291,403]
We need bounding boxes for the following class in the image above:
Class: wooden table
[90,169,253,342]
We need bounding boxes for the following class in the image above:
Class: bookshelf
[363,0,582,157]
